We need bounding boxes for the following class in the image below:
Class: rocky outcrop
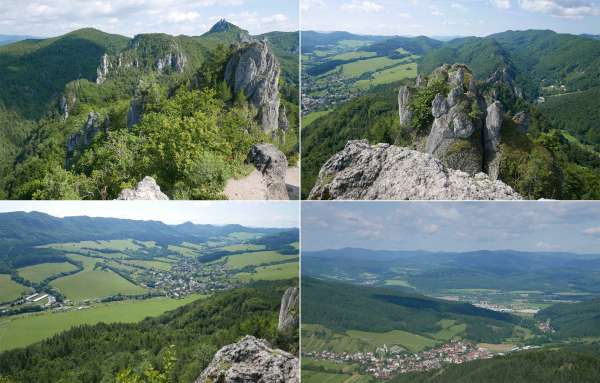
[422,65,484,176]
[117,176,169,200]
[195,335,298,383]
[484,101,503,179]
[278,287,298,333]
[225,40,286,133]
[246,144,289,200]
[398,85,414,128]
[59,95,69,119]
[127,98,143,129]
[66,111,107,159]
[309,140,521,200]
[95,36,187,83]
[96,54,110,84]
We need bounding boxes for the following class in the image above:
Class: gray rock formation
[195,336,298,383]
[513,111,530,133]
[309,140,521,200]
[225,40,285,133]
[278,104,289,132]
[278,287,298,333]
[424,65,483,176]
[484,101,504,180]
[117,176,169,200]
[398,85,414,128]
[96,54,110,84]
[67,112,102,157]
[155,51,187,74]
[59,95,68,120]
[247,144,289,200]
[127,98,143,129]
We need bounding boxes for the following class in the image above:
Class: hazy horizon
[302,202,600,253]
[0,201,299,228]
[302,0,600,37]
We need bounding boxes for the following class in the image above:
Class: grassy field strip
[225,250,292,269]
[0,295,205,352]
[217,244,265,252]
[123,260,172,271]
[324,56,407,79]
[303,110,332,127]
[329,51,376,61]
[168,244,200,258]
[354,63,417,89]
[236,261,299,281]
[0,274,31,303]
[17,262,78,283]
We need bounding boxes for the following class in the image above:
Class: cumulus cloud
[0,0,295,37]
[301,0,325,11]
[518,0,599,18]
[341,1,384,13]
[423,224,440,233]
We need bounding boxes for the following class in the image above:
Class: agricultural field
[225,250,292,269]
[167,244,201,257]
[17,262,79,283]
[347,329,437,352]
[0,275,30,303]
[123,260,172,271]
[44,239,148,252]
[0,294,204,352]
[236,261,299,281]
[324,56,408,79]
[354,62,417,89]
[217,244,265,252]
[303,110,332,127]
[302,358,373,383]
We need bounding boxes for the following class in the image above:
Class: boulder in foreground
[117,176,169,200]
[309,140,521,200]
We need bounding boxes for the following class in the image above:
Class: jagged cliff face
[398,63,527,180]
[225,40,287,134]
[96,35,188,84]
[278,287,299,333]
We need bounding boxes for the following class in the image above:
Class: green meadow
[225,250,292,269]
[123,260,172,271]
[303,110,332,127]
[347,329,437,352]
[0,275,31,303]
[0,295,205,352]
[236,261,299,281]
[354,62,417,89]
[326,56,407,79]
[17,262,79,283]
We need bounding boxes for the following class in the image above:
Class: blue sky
[0,0,298,37]
[302,202,600,253]
[301,0,600,36]
[0,201,299,228]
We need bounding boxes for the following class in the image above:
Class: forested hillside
[0,21,299,200]
[0,280,298,383]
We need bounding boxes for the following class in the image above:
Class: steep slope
[366,36,444,56]
[0,280,298,383]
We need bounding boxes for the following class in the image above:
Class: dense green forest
[389,345,600,383]
[536,298,600,339]
[0,280,298,383]
[0,22,299,200]
[301,29,600,199]
[302,277,530,344]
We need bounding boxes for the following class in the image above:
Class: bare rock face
[96,54,110,84]
[309,140,521,200]
[247,144,289,200]
[195,336,299,383]
[398,85,414,128]
[484,101,504,180]
[127,98,143,129]
[59,95,69,120]
[66,112,104,159]
[225,40,285,133]
[425,65,483,176]
[117,176,169,200]
[278,287,299,333]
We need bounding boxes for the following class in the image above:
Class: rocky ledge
[195,336,299,383]
[309,140,521,200]
[117,176,169,200]
[278,287,299,333]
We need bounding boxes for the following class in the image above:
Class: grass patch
[329,51,376,61]
[325,56,407,79]
[17,262,79,283]
[354,62,417,89]
[0,295,205,352]
[50,269,147,301]
[236,261,299,281]
[123,260,172,271]
[384,279,414,288]
[217,244,266,252]
[0,274,31,303]
[225,251,292,269]
[303,110,332,127]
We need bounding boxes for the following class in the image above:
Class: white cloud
[518,0,599,19]
[261,13,288,23]
[429,5,444,16]
[301,0,325,11]
[584,227,600,236]
[451,3,466,10]
[491,0,512,9]
[341,1,384,13]
[163,11,200,23]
